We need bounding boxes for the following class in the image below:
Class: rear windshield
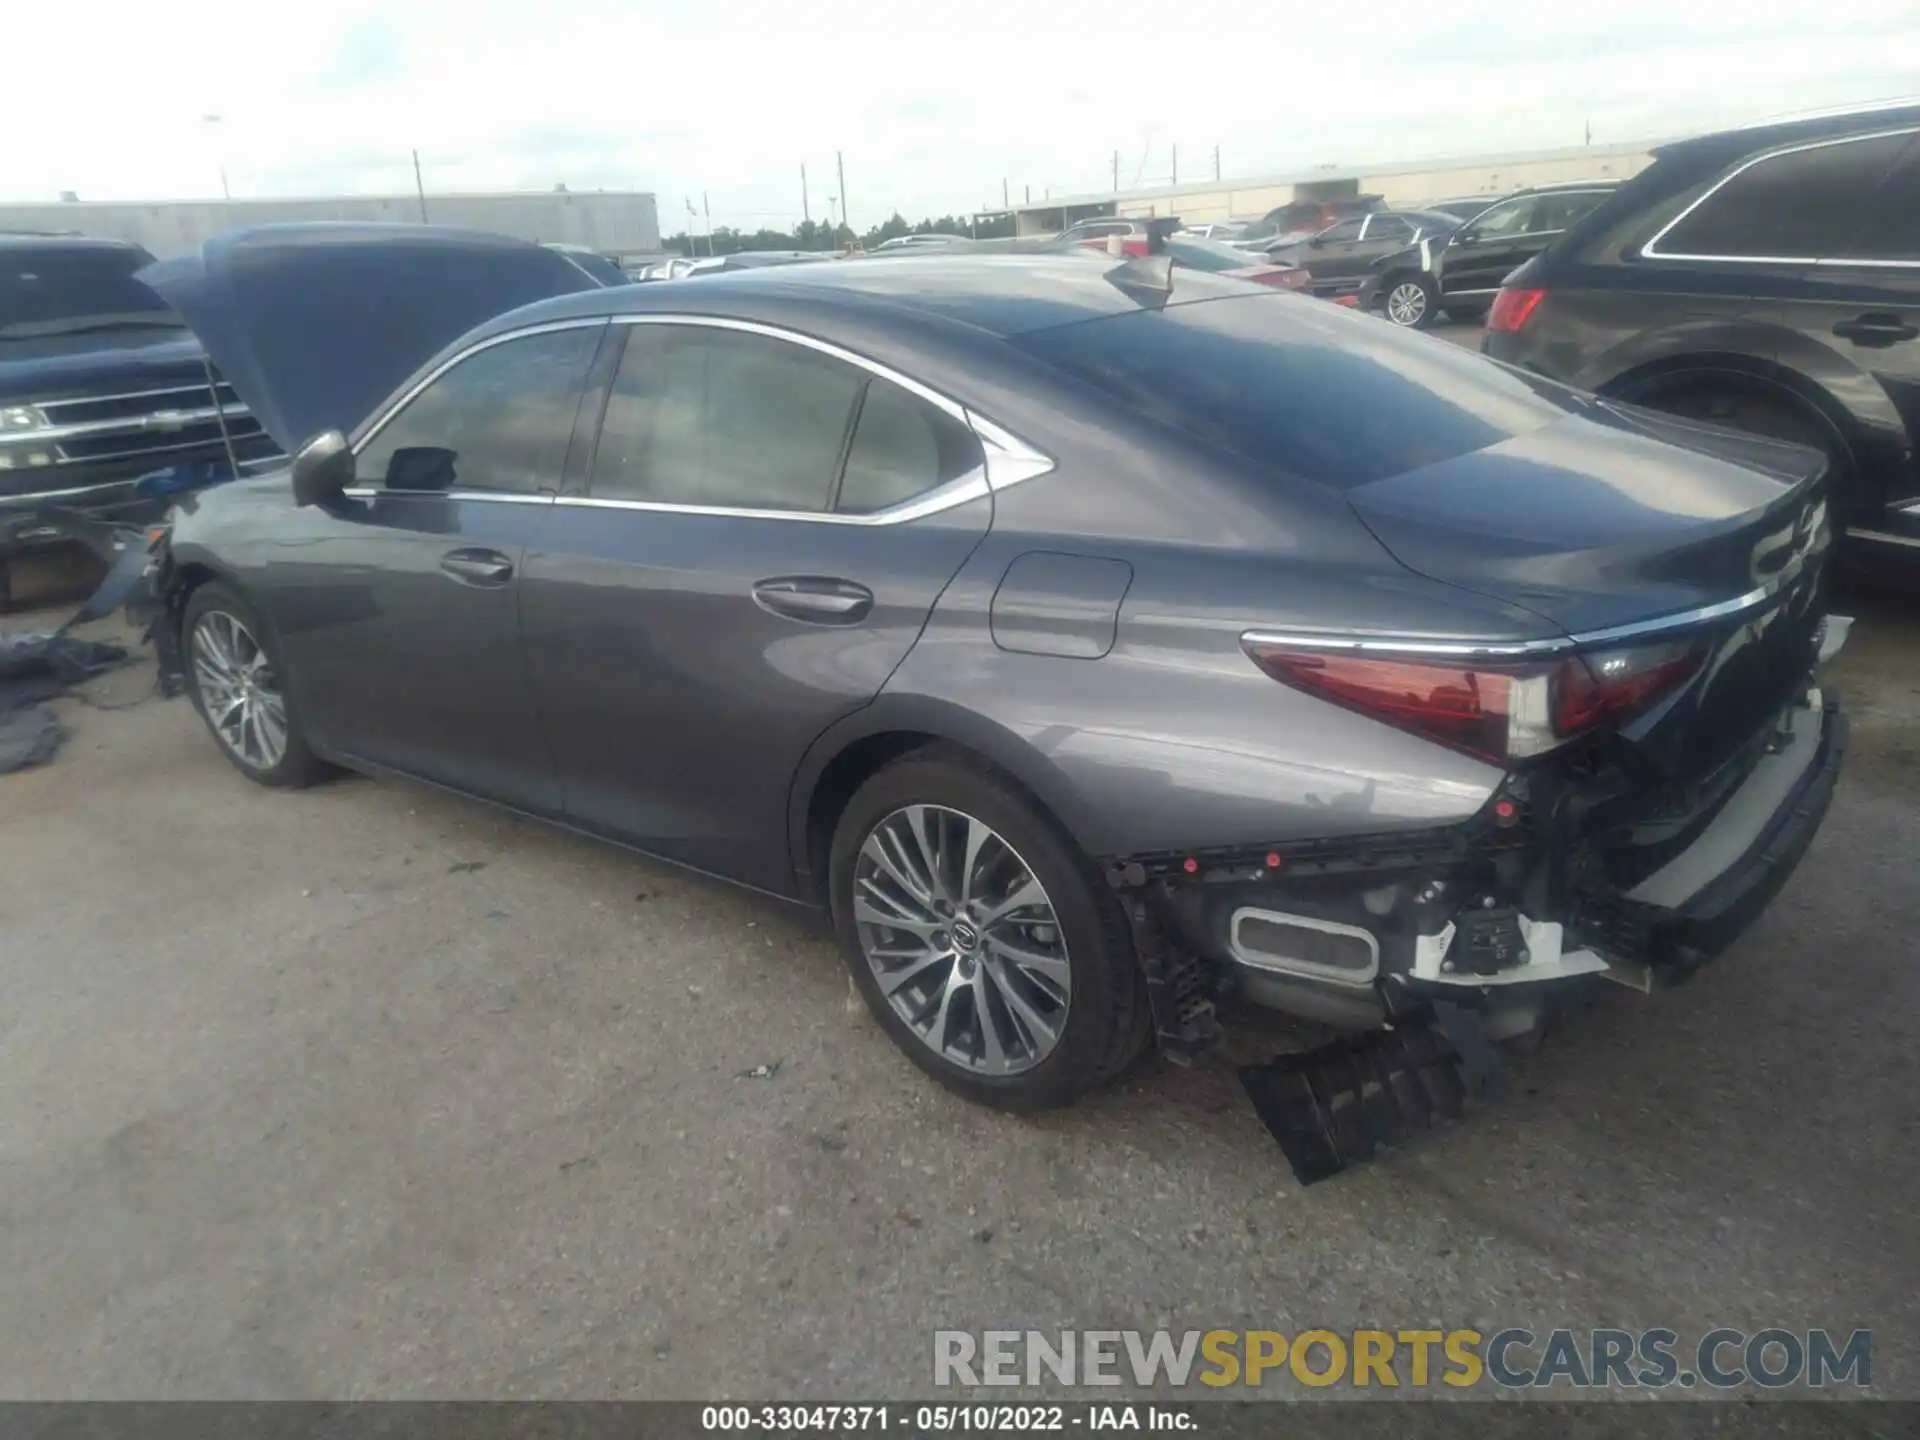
[0,243,176,341]
[1014,294,1583,489]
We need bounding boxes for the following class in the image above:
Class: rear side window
[592,326,863,511]
[1364,215,1414,243]
[1015,296,1579,489]
[1650,130,1912,260]
[1469,195,1545,237]
[357,328,598,494]
[837,379,983,514]
[1842,140,1920,262]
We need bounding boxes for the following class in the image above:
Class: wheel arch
[1597,351,1858,463]
[787,698,1106,904]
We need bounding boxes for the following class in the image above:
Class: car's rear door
[1779,130,1920,538]
[519,319,993,896]
[263,323,602,812]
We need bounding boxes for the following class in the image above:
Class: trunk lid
[1349,401,1832,783]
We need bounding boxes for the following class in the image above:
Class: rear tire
[829,747,1151,1111]
[181,581,328,789]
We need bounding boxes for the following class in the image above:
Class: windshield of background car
[0,244,178,340]
[1014,294,1585,489]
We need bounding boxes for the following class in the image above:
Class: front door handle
[752,576,874,624]
[440,548,515,587]
[1833,313,1919,348]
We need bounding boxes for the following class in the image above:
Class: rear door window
[1015,295,1581,489]
[1650,129,1912,260]
[592,325,864,511]
[1534,190,1612,232]
[1362,215,1414,244]
[1841,138,1920,262]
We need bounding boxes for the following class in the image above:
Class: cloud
[0,0,1912,228]
[316,15,407,90]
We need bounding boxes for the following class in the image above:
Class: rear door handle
[752,576,874,624]
[440,548,515,586]
[1832,313,1919,347]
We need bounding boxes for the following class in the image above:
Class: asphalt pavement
[0,573,1915,1404]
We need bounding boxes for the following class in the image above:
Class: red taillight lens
[1555,639,1704,735]
[1242,637,1704,764]
[1486,286,1546,333]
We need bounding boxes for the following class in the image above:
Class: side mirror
[290,430,354,508]
[1307,234,1326,248]
[1453,229,1478,245]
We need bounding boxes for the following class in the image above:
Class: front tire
[829,748,1151,1111]
[1380,274,1438,329]
[181,581,327,788]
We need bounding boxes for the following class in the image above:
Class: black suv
[1,235,276,566]
[1358,181,1619,328]
[1260,209,1461,302]
[1483,107,1919,560]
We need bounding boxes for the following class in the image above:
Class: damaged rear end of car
[1070,343,1848,1181]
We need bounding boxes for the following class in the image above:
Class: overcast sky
[8,1,1916,230]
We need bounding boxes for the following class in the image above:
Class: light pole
[202,114,230,200]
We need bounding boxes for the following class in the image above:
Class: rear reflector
[1241,636,1705,764]
[1486,287,1546,333]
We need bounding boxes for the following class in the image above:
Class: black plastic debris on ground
[1239,1015,1502,1185]
[0,514,151,772]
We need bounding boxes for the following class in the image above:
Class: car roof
[0,233,150,253]
[484,251,1275,342]
[1654,101,1920,165]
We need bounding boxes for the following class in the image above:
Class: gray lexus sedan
[138,224,1845,1178]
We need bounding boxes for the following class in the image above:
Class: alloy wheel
[191,610,289,771]
[1385,281,1429,326]
[852,805,1072,1076]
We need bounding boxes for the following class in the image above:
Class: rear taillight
[1486,286,1546,333]
[1241,637,1704,764]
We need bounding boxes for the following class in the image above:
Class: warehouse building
[1012,140,1656,236]
[0,189,661,260]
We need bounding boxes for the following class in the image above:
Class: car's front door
[519,319,995,896]
[1437,193,1549,304]
[259,324,602,811]
[1290,218,1367,294]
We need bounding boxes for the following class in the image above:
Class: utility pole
[1024,184,1030,205]
[1112,150,1120,192]
[1213,145,1221,181]
[801,163,810,227]
[202,114,230,201]
[702,192,713,255]
[1003,177,1009,210]
[412,149,428,222]
[1172,144,1178,187]
[836,150,848,236]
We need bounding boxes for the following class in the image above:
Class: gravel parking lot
[3,551,1917,1398]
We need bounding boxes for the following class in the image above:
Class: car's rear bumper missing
[1105,684,1845,1047]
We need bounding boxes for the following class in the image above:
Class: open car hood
[136,223,598,455]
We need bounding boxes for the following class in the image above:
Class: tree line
[662,210,1017,256]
